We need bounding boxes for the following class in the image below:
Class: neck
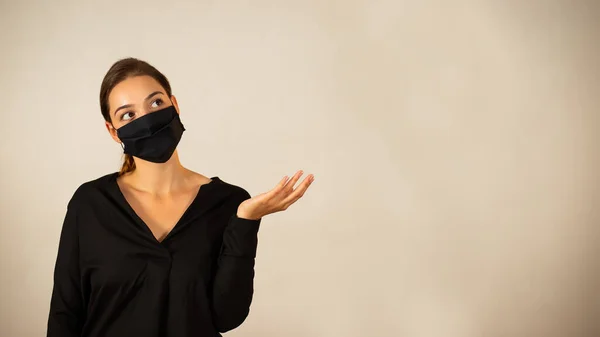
[128,151,187,195]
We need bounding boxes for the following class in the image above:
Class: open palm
[237,170,314,220]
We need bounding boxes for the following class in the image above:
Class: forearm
[211,215,261,333]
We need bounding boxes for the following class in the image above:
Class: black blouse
[47,173,261,337]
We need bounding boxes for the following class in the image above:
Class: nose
[137,107,153,118]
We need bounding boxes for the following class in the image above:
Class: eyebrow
[113,91,165,116]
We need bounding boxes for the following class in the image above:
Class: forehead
[109,75,165,108]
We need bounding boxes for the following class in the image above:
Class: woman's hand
[237,170,314,220]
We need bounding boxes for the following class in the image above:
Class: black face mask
[116,105,185,163]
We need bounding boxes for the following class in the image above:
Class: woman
[47,57,313,337]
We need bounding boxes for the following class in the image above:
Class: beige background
[0,0,598,336]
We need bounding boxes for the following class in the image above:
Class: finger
[284,170,304,191]
[265,175,290,197]
[275,175,289,190]
[281,174,314,205]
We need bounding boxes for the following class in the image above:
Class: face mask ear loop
[110,123,124,150]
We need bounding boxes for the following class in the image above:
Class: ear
[105,121,122,144]
[170,94,180,115]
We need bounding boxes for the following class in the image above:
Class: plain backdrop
[0,0,599,336]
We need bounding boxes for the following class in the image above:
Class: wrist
[237,207,261,220]
[237,213,261,220]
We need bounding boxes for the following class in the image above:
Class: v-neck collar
[108,172,224,245]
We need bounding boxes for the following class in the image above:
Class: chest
[122,190,197,243]
[78,201,229,289]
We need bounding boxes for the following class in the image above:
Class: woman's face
[105,75,179,144]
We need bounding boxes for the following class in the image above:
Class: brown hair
[99,57,173,175]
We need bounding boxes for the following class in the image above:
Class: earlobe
[105,121,122,144]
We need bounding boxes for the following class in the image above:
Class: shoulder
[212,177,252,203]
[67,172,118,209]
[185,167,252,201]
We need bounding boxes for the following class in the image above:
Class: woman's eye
[151,99,163,108]
[122,112,135,121]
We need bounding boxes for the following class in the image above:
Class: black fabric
[117,106,185,163]
[47,173,261,337]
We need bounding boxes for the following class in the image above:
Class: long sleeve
[211,194,261,333]
[47,201,85,337]
[44,174,261,336]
